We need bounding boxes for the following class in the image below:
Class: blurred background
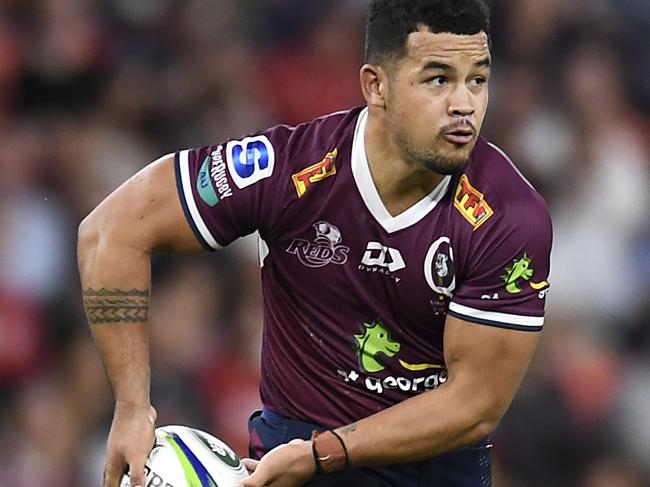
[0,0,648,485]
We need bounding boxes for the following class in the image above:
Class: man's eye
[427,76,447,86]
[470,76,487,87]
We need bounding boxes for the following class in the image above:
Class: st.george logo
[502,253,549,295]
[354,320,400,373]
[226,135,275,189]
[337,319,446,395]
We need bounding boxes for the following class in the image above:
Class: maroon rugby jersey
[174,107,552,428]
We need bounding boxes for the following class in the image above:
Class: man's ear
[360,64,389,109]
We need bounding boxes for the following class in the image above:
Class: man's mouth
[442,126,475,146]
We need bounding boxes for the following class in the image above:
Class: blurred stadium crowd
[0,0,648,485]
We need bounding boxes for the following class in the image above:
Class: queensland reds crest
[286,221,350,268]
[424,237,456,297]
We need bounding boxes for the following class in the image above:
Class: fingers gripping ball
[121,425,249,487]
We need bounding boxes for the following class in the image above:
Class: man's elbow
[77,211,102,274]
[473,415,500,441]
[471,394,513,443]
[462,396,508,444]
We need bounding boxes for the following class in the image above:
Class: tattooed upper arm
[82,288,149,324]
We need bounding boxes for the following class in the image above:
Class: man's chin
[423,156,469,175]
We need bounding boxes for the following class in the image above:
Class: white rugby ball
[120,425,249,487]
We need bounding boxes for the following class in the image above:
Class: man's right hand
[103,402,157,487]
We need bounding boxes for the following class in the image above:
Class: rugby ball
[121,425,249,487]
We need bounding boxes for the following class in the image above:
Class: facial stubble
[397,131,471,176]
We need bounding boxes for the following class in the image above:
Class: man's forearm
[84,288,149,405]
[83,288,148,325]
[334,379,499,467]
[78,218,153,405]
[329,319,540,469]
[251,378,502,485]
[77,154,205,409]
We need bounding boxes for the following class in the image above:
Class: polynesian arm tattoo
[82,288,149,324]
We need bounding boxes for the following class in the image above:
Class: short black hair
[364,0,491,65]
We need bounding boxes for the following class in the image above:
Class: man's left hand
[241,439,316,487]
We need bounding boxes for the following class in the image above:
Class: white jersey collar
[351,107,452,234]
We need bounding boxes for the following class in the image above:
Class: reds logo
[291,149,338,198]
[454,175,494,230]
[286,221,350,268]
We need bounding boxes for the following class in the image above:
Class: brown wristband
[310,430,349,474]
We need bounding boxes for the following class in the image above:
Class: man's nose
[447,85,475,117]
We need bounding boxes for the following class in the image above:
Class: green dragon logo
[502,253,534,294]
[352,320,444,374]
[354,320,401,373]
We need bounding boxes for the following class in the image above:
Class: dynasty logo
[286,221,350,268]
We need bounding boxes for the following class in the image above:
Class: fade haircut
[364,0,490,66]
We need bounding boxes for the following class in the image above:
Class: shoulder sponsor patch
[208,147,233,201]
[454,175,494,230]
[292,149,338,198]
[196,148,233,207]
[197,157,219,206]
[226,135,275,189]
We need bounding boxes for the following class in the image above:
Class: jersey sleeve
[448,197,553,332]
[174,127,295,250]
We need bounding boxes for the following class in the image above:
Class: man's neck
[364,115,446,217]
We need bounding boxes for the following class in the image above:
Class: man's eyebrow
[422,61,452,71]
[422,58,491,71]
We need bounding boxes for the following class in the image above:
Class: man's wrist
[310,430,349,474]
[114,402,156,423]
[115,399,151,406]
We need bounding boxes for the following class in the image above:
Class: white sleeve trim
[258,235,270,268]
[449,302,544,328]
[178,149,221,250]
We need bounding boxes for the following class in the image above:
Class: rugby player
[78,1,553,486]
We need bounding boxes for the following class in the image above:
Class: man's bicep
[443,315,541,422]
[85,154,206,255]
